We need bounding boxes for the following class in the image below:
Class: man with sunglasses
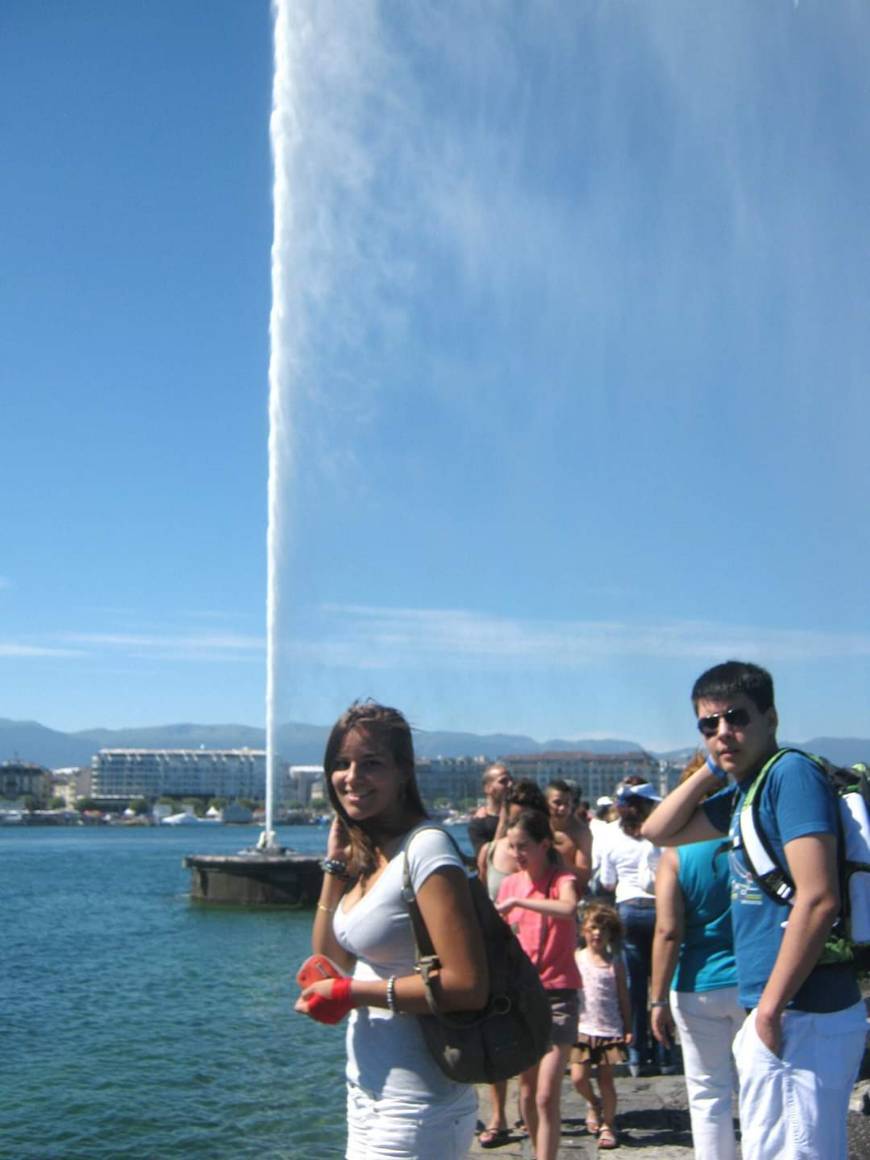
[642,660,865,1160]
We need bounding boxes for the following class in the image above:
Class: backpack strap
[736,747,830,908]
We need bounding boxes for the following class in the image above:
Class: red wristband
[305,976,354,1025]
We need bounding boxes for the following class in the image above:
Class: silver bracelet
[650,1000,669,1008]
[386,975,398,1013]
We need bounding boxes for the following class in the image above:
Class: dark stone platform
[183,851,323,906]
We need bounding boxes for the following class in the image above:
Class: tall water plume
[265,0,385,835]
[262,2,869,766]
[264,0,296,844]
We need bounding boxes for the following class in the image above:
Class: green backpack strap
[736,748,811,906]
[736,748,857,965]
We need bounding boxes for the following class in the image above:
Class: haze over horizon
[2,2,868,754]
[3,712,868,776]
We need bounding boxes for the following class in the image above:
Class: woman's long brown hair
[323,700,427,880]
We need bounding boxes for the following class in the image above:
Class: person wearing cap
[587,796,617,900]
[590,795,615,837]
[598,776,671,1076]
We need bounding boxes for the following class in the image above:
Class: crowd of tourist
[295,659,867,1160]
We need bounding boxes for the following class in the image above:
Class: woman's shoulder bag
[402,824,553,1084]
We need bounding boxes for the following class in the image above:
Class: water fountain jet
[183,0,323,904]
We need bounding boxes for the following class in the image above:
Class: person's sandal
[479,1126,510,1149]
[585,1099,602,1135]
[597,1125,618,1149]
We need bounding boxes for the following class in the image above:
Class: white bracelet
[386,975,398,1013]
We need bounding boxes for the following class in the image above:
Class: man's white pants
[733,1000,867,1160]
[671,985,745,1160]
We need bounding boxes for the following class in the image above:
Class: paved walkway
[467,1068,870,1158]
[468,1071,701,1159]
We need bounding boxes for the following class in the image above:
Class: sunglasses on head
[696,707,752,737]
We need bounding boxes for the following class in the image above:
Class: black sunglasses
[696,707,752,738]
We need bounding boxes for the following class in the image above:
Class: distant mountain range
[1,717,868,771]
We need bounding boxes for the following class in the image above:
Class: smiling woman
[294,701,488,1160]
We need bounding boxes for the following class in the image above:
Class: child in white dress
[570,904,632,1150]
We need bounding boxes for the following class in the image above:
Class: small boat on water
[161,812,219,826]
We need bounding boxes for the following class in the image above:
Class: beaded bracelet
[321,857,350,878]
[386,975,398,1014]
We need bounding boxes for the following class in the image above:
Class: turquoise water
[0,825,348,1159]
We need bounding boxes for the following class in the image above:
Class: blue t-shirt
[673,838,736,993]
[703,750,860,1012]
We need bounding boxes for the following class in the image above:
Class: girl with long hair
[295,701,488,1160]
[570,903,631,1150]
[475,779,550,1149]
[495,808,580,1160]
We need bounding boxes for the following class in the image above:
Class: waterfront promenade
[468,1069,870,1158]
[468,1071,702,1159]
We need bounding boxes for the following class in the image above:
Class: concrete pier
[183,851,323,906]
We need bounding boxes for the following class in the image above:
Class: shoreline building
[415,755,489,807]
[284,757,489,811]
[498,750,664,801]
[0,760,52,806]
[286,765,326,807]
[91,748,269,804]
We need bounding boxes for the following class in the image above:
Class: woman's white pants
[345,1080,477,1160]
[671,986,745,1160]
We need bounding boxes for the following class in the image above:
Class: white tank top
[576,952,623,1038]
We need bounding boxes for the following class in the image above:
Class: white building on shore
[498,750,664,801]
[91,748,268,803]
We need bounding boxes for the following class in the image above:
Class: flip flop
[479,1126,511,1149]
[597,1125,618,1149]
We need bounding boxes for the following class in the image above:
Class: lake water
[0,825,354,1159]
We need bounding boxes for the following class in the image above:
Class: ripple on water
[0,827,347,1159]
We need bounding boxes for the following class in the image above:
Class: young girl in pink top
[570,903,632,1150]
[496,809,581,1160]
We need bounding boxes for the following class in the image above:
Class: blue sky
[2,0,868,752]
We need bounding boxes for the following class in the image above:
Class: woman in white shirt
[296,701,488,1159]
[598,778,670,1077]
